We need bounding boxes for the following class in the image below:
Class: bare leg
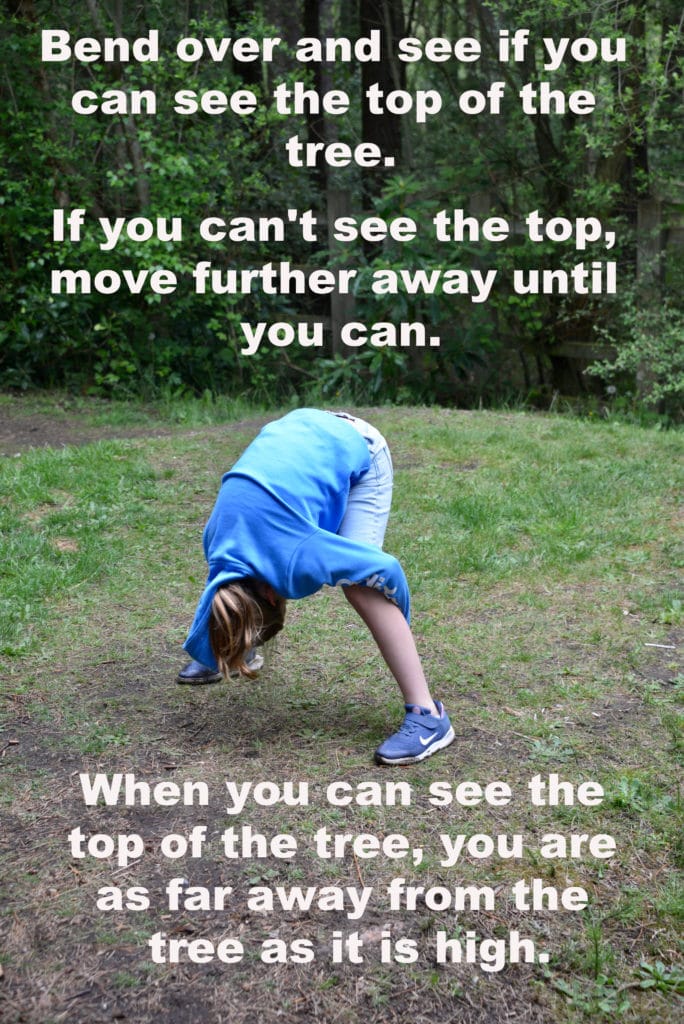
[343,585,439,716]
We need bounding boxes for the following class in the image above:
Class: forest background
[1,0,682,419]
[1,4,683,1022]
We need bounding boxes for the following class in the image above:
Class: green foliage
[637,960,684,995]
[0,2,682,411]
[404,0,683,407]
[588,297,684,419]
[550,972,632,1018]
[312,348,411,403]
[0,7,315,397]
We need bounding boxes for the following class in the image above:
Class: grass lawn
[0,395,682,1023]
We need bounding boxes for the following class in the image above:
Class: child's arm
[290,529,412,619]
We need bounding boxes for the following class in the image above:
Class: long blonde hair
[209,581,286,678]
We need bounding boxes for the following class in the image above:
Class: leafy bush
[588,297,684,420]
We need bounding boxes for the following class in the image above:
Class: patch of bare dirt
[0,402,273,457]
[0,410,174,455]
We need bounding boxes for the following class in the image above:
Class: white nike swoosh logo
[419,733,439,746]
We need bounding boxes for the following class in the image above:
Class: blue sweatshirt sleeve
[288,529,411,622]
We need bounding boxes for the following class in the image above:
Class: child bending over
[179,408,453,765]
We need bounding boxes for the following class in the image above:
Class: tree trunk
[360,0,405,204]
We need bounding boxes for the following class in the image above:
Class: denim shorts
[333,413,394,549]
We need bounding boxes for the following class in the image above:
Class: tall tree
[360,0,406,203]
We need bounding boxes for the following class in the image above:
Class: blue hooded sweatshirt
[183,409,411,669]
